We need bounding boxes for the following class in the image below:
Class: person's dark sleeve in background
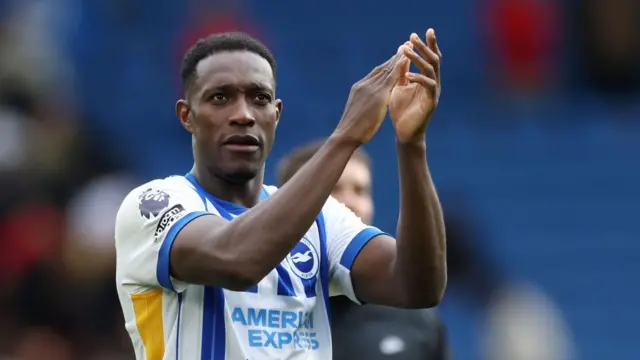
[417,305,451,360]
[331,296,451,360]
[433,313,451,360]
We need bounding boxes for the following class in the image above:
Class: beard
[208,160,261,185]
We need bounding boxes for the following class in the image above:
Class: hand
[333,46,411,145]
[389,29,443,144]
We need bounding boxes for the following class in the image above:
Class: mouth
[222,134,261,152]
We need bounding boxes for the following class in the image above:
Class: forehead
[195,51,274,92]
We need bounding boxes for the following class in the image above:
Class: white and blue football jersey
[115,174,385,360]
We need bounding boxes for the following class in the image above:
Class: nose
[229,99,256,126]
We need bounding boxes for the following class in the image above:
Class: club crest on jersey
[138,188,170,219]
[286,237,319,280]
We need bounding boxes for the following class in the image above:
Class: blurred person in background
[0,77,130,360]
[0,2,77,356]
[574,0,640,97]
[278,141,451,360]
[0,2,133,359]
[482,0,562,99]
[179,0,262,56]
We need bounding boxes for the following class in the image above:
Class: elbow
[222,270,262,292]
[214,245,280,291]
[401,273,447,309]
[193,264,263,292]
[425,283,447,308]
[402,290,444,309]
[422,269,448,308]
[213,258,267,292]
[173,243,265,291]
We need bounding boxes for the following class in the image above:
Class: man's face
[178,51,282,183]
[332,158,374,224]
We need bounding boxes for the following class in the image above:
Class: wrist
[396,138,428,169]
[327,132,363,150]
[396,134,427,149]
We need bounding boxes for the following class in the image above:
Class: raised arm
[170,50,411,291]
[349,30,447,308]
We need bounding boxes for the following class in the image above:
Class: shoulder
[118,176,196,213]
[133,175,196,197]
[115,176,202,235]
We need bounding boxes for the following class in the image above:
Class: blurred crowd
[0,1,135,358]
[0,0,638,359]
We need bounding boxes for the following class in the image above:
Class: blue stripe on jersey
[316,212,330,322]
[212,288,226,360]
[340,227,386,269]
[157,211,211,291]
[201,287,226,360]
[301,274,317,298]
[275,265,296,296]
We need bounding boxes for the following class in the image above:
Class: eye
[254,93,272,104]
[210,93,227,104]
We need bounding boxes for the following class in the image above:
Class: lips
[222,134,261,153]
[223,134,261,147]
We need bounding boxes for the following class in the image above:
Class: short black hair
[180,32,277,94]
[277,139,371,186]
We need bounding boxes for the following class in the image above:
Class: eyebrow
[200,82,274,97]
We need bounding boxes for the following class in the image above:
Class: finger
[368,55,396,78]
[426,28,442,59]
[383,45,411,86]
[427,29,443,87]
[410,32,440,81]
[410,32,440,65]
[396,42,413,86]
[402,47,436,81]
[406,72,437,92]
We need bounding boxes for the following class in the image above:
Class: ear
[274,99,283,128]
[176,99,193,133]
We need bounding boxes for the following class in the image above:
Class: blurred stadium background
[0,0,638,359]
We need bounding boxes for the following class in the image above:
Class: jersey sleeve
[115,178,209,293]
[323,196,388,303]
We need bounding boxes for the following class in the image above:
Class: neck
[190,163,264,208]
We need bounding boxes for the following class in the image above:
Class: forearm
[394,139,447,304]
[212,135,359,282]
